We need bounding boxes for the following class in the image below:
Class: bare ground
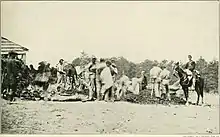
[1,91,219,134]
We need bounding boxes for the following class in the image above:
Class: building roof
[1,37,29,54]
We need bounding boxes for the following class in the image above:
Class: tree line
[72,52,218,93]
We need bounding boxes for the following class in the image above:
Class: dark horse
[173,62,204,105]
[63,63,78,90]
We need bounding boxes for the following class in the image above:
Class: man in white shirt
[150,62,162,98]
[56,59,66,87]
[159,64,171,101]
[100,60,114,101]
[116,71,130,100]
[96,58,106,101]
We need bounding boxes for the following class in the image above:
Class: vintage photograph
[1,1,219,135]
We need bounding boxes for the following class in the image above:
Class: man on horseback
[184,55,199,90]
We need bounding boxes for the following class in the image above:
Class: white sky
[1,1,219,67]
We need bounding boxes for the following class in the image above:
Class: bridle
[173,65,187,81]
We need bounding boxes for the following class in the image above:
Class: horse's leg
[200,79,204,104]
[183,86,189,105]
[195,81,200,105]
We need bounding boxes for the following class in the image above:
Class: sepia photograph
[1,1,219,135]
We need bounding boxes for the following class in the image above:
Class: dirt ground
[1,91,219,134]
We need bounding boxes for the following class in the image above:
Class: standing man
[159,64,171,101]
[100,60,114,102]
[140,71,148,90]
[56,59,66,87]
[96,58,106,101]
[4,51,23,101]
[84,55,98,100]
[149,62,162,99]
[109,59,118,101]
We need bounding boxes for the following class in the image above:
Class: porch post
[22,54,26,64]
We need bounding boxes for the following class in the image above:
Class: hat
[188,55,192,58]
[106,60,111,65]
[112,63,116,67]
[100,58,105,62]
[175,62,180,65]
[91,55,96,59]
[59,59,64,62]
[152,61,158,66]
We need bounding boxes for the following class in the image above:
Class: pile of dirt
[121,90,186,105]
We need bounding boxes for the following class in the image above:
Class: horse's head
[172,62,180,77]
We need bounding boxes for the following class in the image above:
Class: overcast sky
[1,1,219,67]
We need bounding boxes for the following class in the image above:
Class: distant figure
[149,62,162,99]
[56,59,66,86]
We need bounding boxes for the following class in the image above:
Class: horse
[63,63,78,90]
[32,61,52,100]
[173,62,204,105]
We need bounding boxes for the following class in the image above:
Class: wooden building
[1,37,29,63]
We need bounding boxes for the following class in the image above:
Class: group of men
[55,56,118,101]
[150,55,197,101]
[2,50,198,102]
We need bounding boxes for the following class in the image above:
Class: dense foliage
[72,52,218,93]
